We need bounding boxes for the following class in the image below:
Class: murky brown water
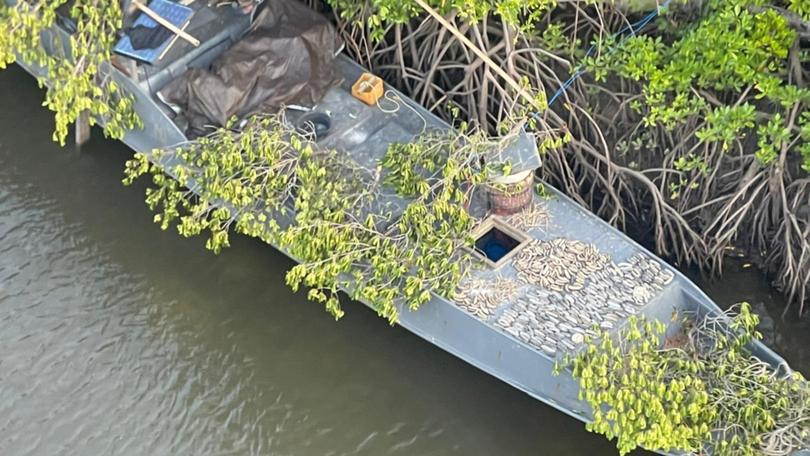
[1,65,807,456]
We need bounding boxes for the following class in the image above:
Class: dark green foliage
[586,0,810,169]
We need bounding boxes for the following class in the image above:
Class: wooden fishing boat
[13,0,809,454]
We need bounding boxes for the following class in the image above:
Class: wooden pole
[411,0,544,112]
[131,0,200,47]
[75,110,91,147]
[158,18,191,61]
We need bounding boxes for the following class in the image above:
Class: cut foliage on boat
[559,303,810,456]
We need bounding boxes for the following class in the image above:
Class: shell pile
[496,252,675,357]
[513,239,610,292]
[454,276,520,319]
[506,202,551,232]
[589,254,675,305]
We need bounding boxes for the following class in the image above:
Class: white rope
[375,89,428,135]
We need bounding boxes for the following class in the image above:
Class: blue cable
[541,0,672,110]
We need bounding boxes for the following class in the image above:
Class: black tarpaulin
[161,0,342,135]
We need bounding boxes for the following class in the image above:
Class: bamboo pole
[131,0,200,47]
[411,0,544,112]
[158,18,191,60]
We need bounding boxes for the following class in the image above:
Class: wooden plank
[157,18,192,61]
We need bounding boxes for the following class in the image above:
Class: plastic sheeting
[160,0,341,135]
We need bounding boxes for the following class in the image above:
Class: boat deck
[281,56,678,360]
[457,190,678,357]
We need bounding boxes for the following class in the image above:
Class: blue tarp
[113,0,193,64]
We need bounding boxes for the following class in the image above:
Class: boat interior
[48,0,790,367]
[106,0,447,140]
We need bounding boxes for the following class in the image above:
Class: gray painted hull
[14,19,806,456]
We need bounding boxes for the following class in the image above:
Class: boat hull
[12,20,805,456]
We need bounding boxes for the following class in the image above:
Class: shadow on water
[0,65,805,456]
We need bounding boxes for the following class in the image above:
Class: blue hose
[537,0,672,113]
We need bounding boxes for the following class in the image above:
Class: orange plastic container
[352,73,384,105]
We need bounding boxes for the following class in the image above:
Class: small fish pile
[513,239,610,292]
[589,254,675,306]
[453,276,521,319]
[496,252,675,357]
[506,201,550,232]
[496,288,597,356]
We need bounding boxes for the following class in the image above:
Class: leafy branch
[586,0,810,169]
[1,0,141,144]
[123,114,507,322]
[557,303,810,456]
